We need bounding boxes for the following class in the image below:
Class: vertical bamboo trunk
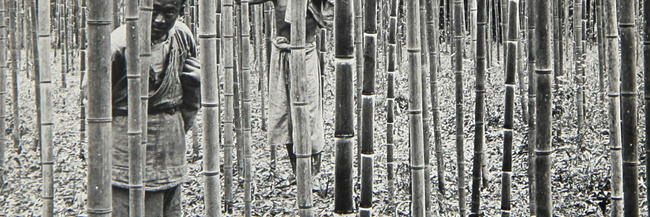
[426,0,445,194]
[31,0,42,153]
[359,0,377,215]
[470,0,487,214]
[0,0,6,187]
[470,0,477,58]
[518,10,527,124]
[603,0,622,215]
[113,0,120,29]
[595,0,604,99]
[500,1,518,216]
[534,0,553,214]
[198,0,221,214]
[644,0,650,215]
[289,0,313,216]
[86,0,113,216]
[526,0,536,215]
[234,2,244,177]
[333,0,355,215]
[124,0,144,215]
[556,0,563,78]
[137,0,152,215]
[453,0,466,214]
[79,0,87,145]
[417,0,432,215]
[36,0,52,215]
[574,0,584,147]
[239,0,253,215]
[385,0,398,212]
[353,0,363,178]
[263,2,274,171]
[222,0,236,212]
[406,0,425,215]
[62,0,69,88]
[619,0,638,215]
[9,0,20,154]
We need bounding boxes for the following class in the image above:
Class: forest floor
[0,35,649,216]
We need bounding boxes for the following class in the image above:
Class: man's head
[152,0,186,43]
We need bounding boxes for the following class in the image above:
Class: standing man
[249,0,332,176]
[103,0,200,215]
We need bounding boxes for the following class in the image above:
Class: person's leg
[268,42,295,172]
[144,190,165,217]
[304,44,325,176]
[112,186,130,217]
[163,185,182,217]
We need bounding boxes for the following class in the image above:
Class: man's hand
[183,57,201,73]
[274,37,291,51]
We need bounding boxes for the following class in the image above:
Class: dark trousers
[112,185,182,217]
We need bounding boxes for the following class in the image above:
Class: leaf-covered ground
[0,34,649,216]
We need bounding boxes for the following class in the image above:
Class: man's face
[152,0,183,42]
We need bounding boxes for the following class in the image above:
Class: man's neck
[152,32,169,45]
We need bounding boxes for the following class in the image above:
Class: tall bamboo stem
[500,1,518,216]
[36,0,53,215]
[124,0,144,215]
[289,0,313,216]
[359,0,377,215]
[603,0,621,215]
[453,0,466,214]
[534,0,553,214]
[198,0,222,215]
[333,0,355,215]
[0,0,6,188]
[426,0,445,194]
[417,0,432,215]
[222,0,236,212]
[239,0,253,215]
[470,0,487,214]
[574,0,585,148]
[386,0,398,212]
[137,0,152,215]
[526,0,536,214]
[86,0,113,216]
[406,0,426,215]
[619,0,639,215]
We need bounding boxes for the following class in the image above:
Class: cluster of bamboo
[1,0,649,216]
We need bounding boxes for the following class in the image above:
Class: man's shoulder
[173,21,194,38]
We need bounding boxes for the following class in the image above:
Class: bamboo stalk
[595,0,604,100]
[263,2,274,172]
[574,0,584,148]
[453,0,466,214]
[426,0,445,195]
[124,0,144,215]
[359,0,377,215]
[333,0,355,215]
[289,0,313,216]
[500,1,518,216]
[9,0,20,154]
[198,0,221,215]
[79,0,87,146]
[86,0,113,216]
[0,0,5,187]
[36,0,53,215]
[470,0,487,214]
[417,0,432,215]
[222,0,236,213]
[602,0,622,215]
[239,0,253,215]
[406,0,426,215]
[137,0,152,215]
[386,0,398,212]
[354,0,363,178]
[526,0,536,214]
[619,0,639,215]
[534,0,553,214]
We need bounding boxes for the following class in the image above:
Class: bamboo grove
[3,0,650,216]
